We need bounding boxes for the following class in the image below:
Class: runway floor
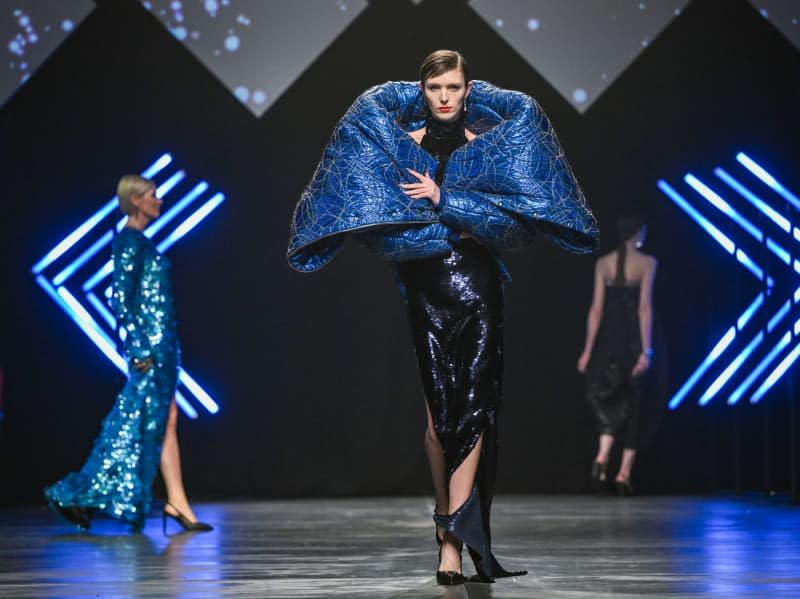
[0,494,799,598]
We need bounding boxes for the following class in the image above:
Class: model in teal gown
[45,227,180,532]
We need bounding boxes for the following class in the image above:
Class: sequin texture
[44,228,179,531]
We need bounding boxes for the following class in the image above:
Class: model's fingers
[406,168,424,181]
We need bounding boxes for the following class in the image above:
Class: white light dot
[674,8,681,15]
[496,18,504,28]
[234,86,250,102]
[62,19,74,32]
[19,15,30,27]
[205,0,219,15]
[760,8,768,18]
[143,1,152,9]
[175,12,184,22]
[8,40,22,55]
[792,17,798,25]
[527,18,540,31]
[171,0,182,9]
[224,35,240,51]
[252,90,267,104]
[639,2,646,9]
[573,88,588,103]
[171,26,187,40]
[28,34,38,44]
[191,30,200,39]
[641,38,649,46]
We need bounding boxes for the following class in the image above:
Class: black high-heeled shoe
[590,461,607,482]
[434,487,527,582]
[436,533,467,586]
[615,479,634,497]
[55,504,91,530]
[162,502,213,534]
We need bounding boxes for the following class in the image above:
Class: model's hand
[631,353,650,377]
[132,357,154,372]
[401,169,440,206]
[577,351,590,374]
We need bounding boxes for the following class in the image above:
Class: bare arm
[578,259,606,373]
[631,257,657,376]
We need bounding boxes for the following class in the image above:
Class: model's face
[421,68,471,123]
[131,186,162,220]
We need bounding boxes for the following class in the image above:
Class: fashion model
[289,50,597,583]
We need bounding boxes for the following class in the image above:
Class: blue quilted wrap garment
[288,80,598,272]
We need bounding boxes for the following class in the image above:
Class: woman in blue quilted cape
[288,50,598,584]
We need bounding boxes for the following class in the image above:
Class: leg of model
[616,448,636,483]
[439,434,484,573]
[160,399,198,522]
[425,402,449,535]
[594,433,614,480]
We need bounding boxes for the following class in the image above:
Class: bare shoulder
[596,252,614,274]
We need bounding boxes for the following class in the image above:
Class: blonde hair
[117,175,155,215]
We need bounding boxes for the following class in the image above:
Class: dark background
[1,0,799,504]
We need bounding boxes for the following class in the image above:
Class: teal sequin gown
[45,227,180,531]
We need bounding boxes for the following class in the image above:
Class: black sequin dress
[585,276,643,449]
[396,113,523,580]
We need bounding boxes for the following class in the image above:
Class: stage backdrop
[1,0,799,503]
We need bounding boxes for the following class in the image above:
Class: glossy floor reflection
[0,495,799,598]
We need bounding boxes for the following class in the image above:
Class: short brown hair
[419,50,470,84]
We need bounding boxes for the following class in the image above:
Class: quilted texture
[288,80,598,272]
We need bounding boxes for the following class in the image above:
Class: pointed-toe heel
[162,502,213,534]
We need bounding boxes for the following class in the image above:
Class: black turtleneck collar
[421,110,468,184]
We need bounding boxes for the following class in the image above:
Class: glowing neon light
[767,300,791,333]
[145,181,209,238]
[157,193,225,253]
[178,370,219,414]
[82,260,114,292]
[52,231,113,286]
[728,331,791,405]
[735,249,763,281]
[175,391,198,420]
[737,293,764,331]
[86,292,116,330]
[685,174,762,241]
[45,281,128,373]
[700,331,764,406]
[669,327,736,410]
[714,167,791,233]
[751,340,800,404]
[766,238,790,265]
[657,180,735,254]
[737,152,800,211]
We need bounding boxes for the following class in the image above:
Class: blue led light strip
[157,193,225,253]
[657,180,735,254]
[737,152,800,211]
[685,174,762,241]
[668,327,736,410]
[728,331,791,405]
[52,231,113,286]
[751,340,800,404]
[715,168,791,233]
[737,293,764,331]
[86,291,116,330]
[699,331,764,406]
